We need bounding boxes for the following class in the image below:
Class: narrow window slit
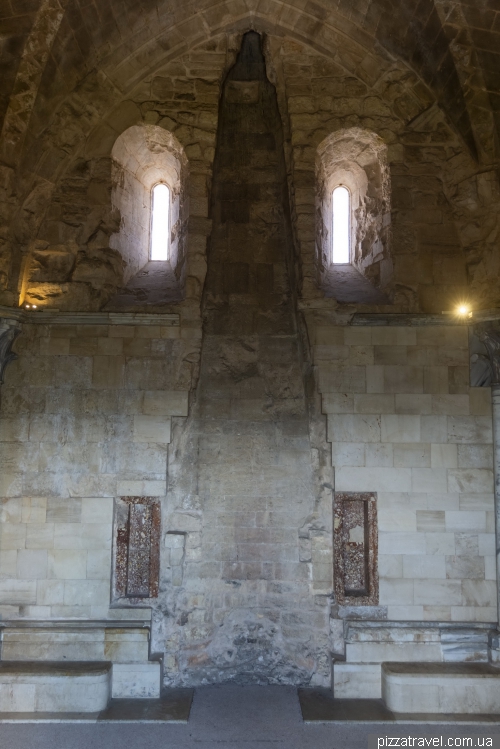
[150,183,170,261]
[332,185,350,264]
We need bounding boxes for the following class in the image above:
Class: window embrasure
[150,183,170,261]
[316,128,392,298]
[110,125,188,287]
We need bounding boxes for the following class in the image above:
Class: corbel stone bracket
[0,318,21,384]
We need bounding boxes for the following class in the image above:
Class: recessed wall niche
[110,125,189,296]
[316,128,392,304]
[334,491,379,606]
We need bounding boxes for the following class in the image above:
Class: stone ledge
[0,619,151,630]
[0,306,179,327]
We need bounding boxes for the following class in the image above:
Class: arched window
[332,185,350,264]
[150,183,170,261]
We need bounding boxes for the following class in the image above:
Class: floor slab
[298,689,500,724]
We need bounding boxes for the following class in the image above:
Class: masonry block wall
[0,318,191,620]
[307,319,496,622]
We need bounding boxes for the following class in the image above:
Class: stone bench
[0,661,111,713]
[0,623,161,699]
[382,662,500,714]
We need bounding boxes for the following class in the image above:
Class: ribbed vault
[1,0,500,167]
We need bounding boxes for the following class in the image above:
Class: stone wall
[305,317,496,623]
[0,314,193,620]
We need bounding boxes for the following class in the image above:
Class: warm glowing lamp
[456,303,471,318]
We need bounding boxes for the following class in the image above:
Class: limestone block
[431,444,458,468]
[402,555,446,579]
[469,388,492,417]
[321,393,354,414]
[81,497,114,524]
[457,444,493,469]
[0,579,37,604]
[328,414,380,443]
[378,508,416,532]
[143,390,189,416]
[0,498,22,523]
[462,580,497,608]
[448,469,494,494]
[421,415,448,443]
[334,663,381,699]
[133,415,171,443]
[0,473,23,497]
[379,531,426,555]
[0,550,17,579]
[425,533,456,555]
[411,468,447,493]
[318,365,366,393]
[0,416,30,442]
[379,578,414,605]
[92,356,125,388]
[21,497,47,523]
[2,630,106,661]
[383,366,423,394]
[36,580,64,605]
[344,328,371,346]
[414,579,462,605]
[379,555,403,578]
[366,365,384,393]
[17,549,48,579]
[0,523,26,549]
[331,442,364,467]
[86,550,112,579]
[447,417,493,444]
[63,580,110,606]
[479,534,496,555]
[393,443,430,467]
[416,511,445,532]
[382,663,500,714]
[104,630,150,662]
[424,366,449,393]
[112,663,160,698]
[388,606,425,620]
[0,683,35,712]
[445,556,484,580]
[354,394,394,413]
[336,467,411,493]
[381,414,420,443]
[445,511,486,532]
[431,394,469,415]
[346,641,442,663]
[395,394,432,414]
[116,480,166,496]
[48,550,87,579]
[365,443,393,467]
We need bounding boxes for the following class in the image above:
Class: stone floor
[1,686,500,749]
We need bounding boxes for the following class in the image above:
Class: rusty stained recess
[113,496,161,605]
[334,492,378,606]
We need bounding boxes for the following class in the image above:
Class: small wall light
[456,303,472,319]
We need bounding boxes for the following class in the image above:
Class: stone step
[382,662,500,714]
[0,661,111,713]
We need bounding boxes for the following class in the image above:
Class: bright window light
[150,183,170,261]
[332,185,350,264]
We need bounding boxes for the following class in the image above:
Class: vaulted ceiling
[1,0,499,170]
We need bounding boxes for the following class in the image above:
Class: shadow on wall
[316,128,392,304]
[105,125,189,309]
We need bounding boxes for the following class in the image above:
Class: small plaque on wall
[112,496,161,606]
[334,492,378,606]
